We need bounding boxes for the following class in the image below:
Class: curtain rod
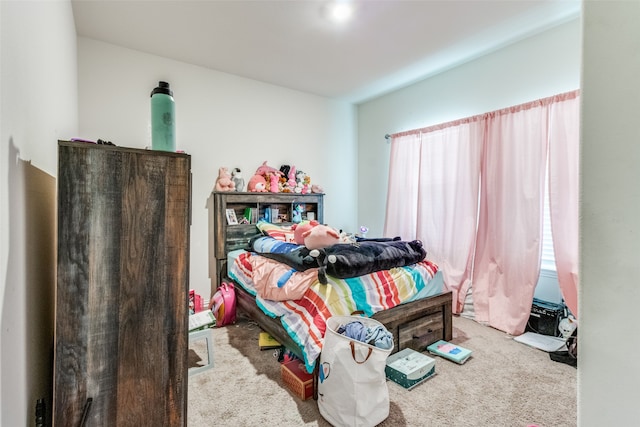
[385,89,580,141]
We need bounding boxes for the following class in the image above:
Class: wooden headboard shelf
[206,191,324,293]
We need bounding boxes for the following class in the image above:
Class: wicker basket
[281,360,314,400]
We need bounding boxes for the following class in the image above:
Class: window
[540,169,556,272]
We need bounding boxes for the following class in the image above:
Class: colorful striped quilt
[228,250,440,373]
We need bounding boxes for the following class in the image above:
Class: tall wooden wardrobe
[53,141,191,426]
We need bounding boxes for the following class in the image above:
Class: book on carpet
[427,340,472,364]
[259,332,282,350]
[385,348,436,390]
[189,310,216,331]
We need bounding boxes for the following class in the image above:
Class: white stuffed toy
[558,315,577,340]
[231,167,245,192]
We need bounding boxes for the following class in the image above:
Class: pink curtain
[385,91,580,335]
[385,133,421,240]
[548,91,580,318]
[416,122,483,313]
[472,102,549,335]
[385,119,483,314]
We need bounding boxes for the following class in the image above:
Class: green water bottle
[150,81,176,151]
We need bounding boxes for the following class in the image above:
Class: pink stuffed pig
[292,220,319,245]
[302,224,340,250]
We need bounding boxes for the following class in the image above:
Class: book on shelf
[264,207,280,223]
[243,207,258,224]
[426,340,472,364]
[189,310,216,331]
[259,332,282,350]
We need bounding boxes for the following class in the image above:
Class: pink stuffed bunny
[268,172,280,193]
[287,165,297,189]
[214,167,236,192]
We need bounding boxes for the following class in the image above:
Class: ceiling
[71,0,580,104]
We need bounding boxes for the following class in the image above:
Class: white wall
[77,38,358,300]
[580,2,640,425]
[0,1,78,425]
[357,18,581,237]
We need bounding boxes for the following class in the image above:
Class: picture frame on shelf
[226,208,238,225]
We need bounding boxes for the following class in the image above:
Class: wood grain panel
[54,141,190,427]
[398,312,444,351]
[373,291,452,352]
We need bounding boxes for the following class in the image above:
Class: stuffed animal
[255,161,283,179]
[558,315,577,339]
[339,231,357,244]
[247,174,268,192]
[295,170,311,194]
[311,184,324,194]
[301,224,340,250]
[231,167,245,192]
[278,175,290,193]
[294,170,305,194]
[250,161,283,193]
[214,167,236,192]
[279,164,291,178]
[292,220,319,245]
[287,165,297,190]
[302,175,311,194]
[267,172,280,193]
[291,204,304,223]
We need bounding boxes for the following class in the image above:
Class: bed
[207,191,452,373]
[207,192,452,372]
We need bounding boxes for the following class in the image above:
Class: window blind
[541,166,556,271]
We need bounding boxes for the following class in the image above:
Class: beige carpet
[187,315,576,426]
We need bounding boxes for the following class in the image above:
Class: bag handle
[350,341,373,364]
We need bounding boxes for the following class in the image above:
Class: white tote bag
[317,315,393,427]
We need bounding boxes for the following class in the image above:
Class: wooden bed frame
[207,191,453,362]
[235,283,453,362]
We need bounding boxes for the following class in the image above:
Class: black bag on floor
[550,328,577,367]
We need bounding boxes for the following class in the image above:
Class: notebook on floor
[427,340,472,364]
[514,331,566,352]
